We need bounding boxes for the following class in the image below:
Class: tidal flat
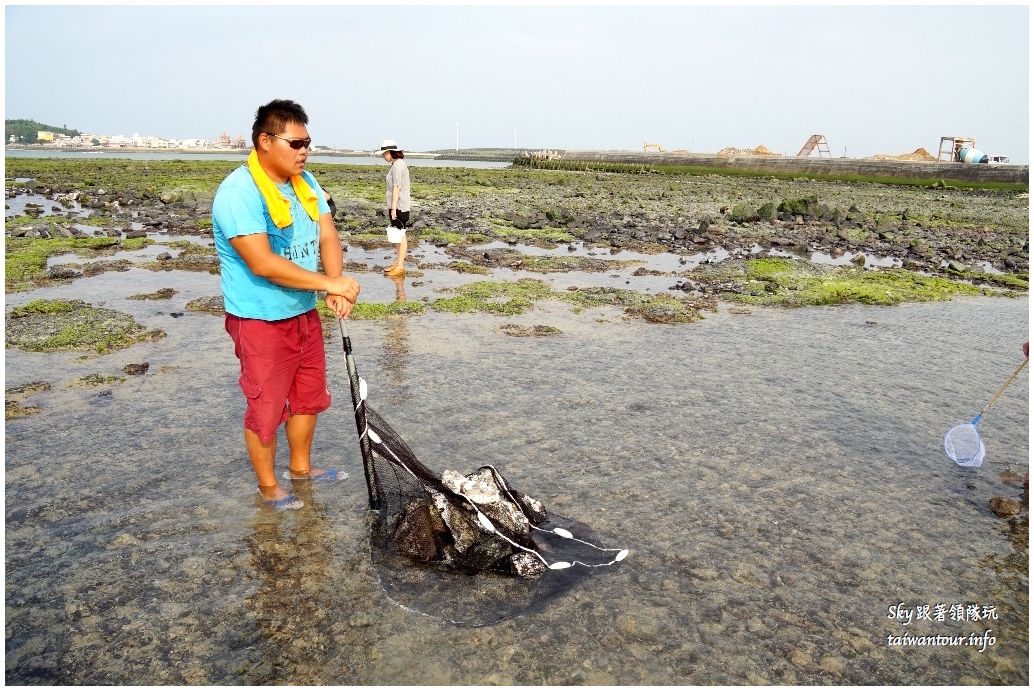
[4,158,1029,684]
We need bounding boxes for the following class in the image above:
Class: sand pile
[870,148,937,162]
[716,145,781,158]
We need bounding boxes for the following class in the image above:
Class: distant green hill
[5,119,80,144]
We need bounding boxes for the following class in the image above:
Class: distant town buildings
[214,132,247,148]
[16,129,248,150]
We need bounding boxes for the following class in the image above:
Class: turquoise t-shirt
[212,166,330,320]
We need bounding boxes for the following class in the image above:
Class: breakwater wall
[517,150,1030,185]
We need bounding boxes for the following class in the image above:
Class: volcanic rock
[44,265,84,280]
[989,497,1020,518]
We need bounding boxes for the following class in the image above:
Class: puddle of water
[45,243,177,267]
[4,262,1028,684]
[940,259,1005,276]
[766,246,902,269]
[341,242,686,298]
[5,191,98,220]
[811,250,902,268]
[336,239,925,302]
[442,238,906,275]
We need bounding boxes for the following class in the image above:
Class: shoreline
[4,145,440,159]
[539,149,1030,185]
[7,145,1027,187]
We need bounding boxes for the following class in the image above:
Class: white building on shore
[178,138,210,149]
[9,127,229,150]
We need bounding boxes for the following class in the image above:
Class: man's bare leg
[284,413,329,477]
[245,427,289,501]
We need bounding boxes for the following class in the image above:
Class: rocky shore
[3,157,1028,685]
[4,157,1028,353]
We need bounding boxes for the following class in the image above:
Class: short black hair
[252,99,308,148]
[389,150,405,160]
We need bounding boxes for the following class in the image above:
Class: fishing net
[944,419,986,467]
[943,357,1027,468]
[338,321,627,626]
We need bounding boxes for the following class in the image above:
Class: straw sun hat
[374,139,401,155]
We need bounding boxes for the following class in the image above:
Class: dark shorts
[225,309,331,444]
[388,210,410,229]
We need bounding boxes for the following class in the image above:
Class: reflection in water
[379,275,411,406]
[243,484,336,684]
[390,274,407,304]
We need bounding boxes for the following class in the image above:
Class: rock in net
[340,322,627,626]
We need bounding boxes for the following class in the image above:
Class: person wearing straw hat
[376,139,411,277]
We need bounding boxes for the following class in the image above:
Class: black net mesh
[340,328,626,627]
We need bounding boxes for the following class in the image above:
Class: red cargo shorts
[225,309,331,444]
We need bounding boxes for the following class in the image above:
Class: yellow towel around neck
[247,149,320,229]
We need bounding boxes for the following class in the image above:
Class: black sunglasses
[266,133,312,150]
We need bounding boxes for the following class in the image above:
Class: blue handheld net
[944,417,987,467]
[944,358,1027,468]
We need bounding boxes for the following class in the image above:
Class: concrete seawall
[555,150,1030,184]
[439,149,1029,185]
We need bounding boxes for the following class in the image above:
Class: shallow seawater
[4,264,1029,684]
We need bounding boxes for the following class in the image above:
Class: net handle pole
[338,318,381,509]
[978,357,1028,418]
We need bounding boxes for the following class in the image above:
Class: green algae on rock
[345,228,486,251]
[693,257,997,307]
[321,301,427,320]
[430,278,555,316]
[561,285,708,323]
[416,228,489,247]
[185,296,225,314]
[70,373,127,387]
[484,219,577,245]
[5,299,166,353]
[5,236,151,292]
[143,254,220,274]
[518,254,641,274]
[943,266,1029,291]
[343,232,397,250]
[140,243,219,275]
[7,238,111,289]
[500,324,563,337]
[447,261,493,275]
[128,288,177,301]
[446,247,642,274]
[431,278,707,322]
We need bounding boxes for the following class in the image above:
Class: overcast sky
[4,3,1030,161]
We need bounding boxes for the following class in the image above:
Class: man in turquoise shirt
[212,99,360,511]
